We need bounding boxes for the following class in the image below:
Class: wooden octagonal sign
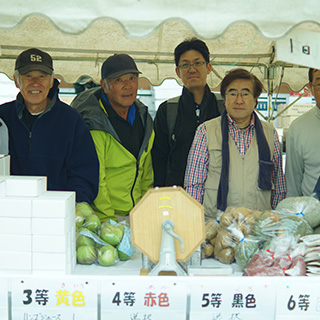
[130,186,205,263]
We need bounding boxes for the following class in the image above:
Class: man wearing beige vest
[184,68,286,220]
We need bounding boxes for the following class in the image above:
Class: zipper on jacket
[29,132,32,151]
[130,160,140,208]
[241,157,245,204]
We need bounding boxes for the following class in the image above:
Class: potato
[215,247,235,264]
[202,242,214,258]
[220,213,233,228]
[210,237,217,246]
[243,222,253,236]
[245,214,255,225]
[205,220,219,240]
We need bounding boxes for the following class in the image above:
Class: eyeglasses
[225,90,253,100]
[178,61,206,70]
[312,84,320,91]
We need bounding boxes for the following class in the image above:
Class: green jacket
[71,87,154,221]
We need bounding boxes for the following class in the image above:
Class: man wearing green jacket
[71,54,154,222]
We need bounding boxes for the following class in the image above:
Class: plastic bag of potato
[202,206,262,264]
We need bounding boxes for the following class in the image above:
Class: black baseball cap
[15,48,53,75]
[101,54,141,79]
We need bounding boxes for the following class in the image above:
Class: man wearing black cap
[71,53,154,222]
[0,48,99,203]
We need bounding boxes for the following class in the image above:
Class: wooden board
[130,186,205,263]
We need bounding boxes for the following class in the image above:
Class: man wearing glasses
[152,38,221,187]
[184,68,286,220]
[286,68,320,197]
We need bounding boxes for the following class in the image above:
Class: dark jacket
[152,85,221,187]
[0,79,99,203]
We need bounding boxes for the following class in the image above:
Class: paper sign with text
[101,277,187,320]
[276,277,320,319]
[276,29,320,69]
[11,277,98,320]
[190,277,276,320]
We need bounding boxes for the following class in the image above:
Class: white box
[0,179,5,197]
[31,215,72,235]
[0,234,32,252]
[5,176,47,197]
[0,155,10,176]
[0,197,32,217]
[32,191,75,218]
[0,217,31,235]
[32,234,69,253]
[32,252,68,270]
[0,251,32,270]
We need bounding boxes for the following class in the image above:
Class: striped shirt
[184,113,286,209]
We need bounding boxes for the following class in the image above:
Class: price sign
[11,277,98,320]
[190,277,276,320]
[101,276,187,320]
[276,277,320,319]
[0,278,8,319]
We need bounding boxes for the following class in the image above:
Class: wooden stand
[130,186,205,271]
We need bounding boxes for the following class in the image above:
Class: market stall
[2,1,320,319]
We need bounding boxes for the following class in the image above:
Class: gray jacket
[0,118,8,154]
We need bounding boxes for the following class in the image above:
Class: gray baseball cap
[101,54,141,79]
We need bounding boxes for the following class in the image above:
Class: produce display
[202,207,262,264]
[243,233,307,276]
[276,196,320,229]
[201,196,320,275]
[75,202,134,266]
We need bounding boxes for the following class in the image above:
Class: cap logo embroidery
[30,54,42,62]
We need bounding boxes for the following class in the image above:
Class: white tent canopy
[1,0,320,92]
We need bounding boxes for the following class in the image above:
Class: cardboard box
[0,251,32,270]
[32,191,75,218]
[32,234,69,253]
[31,215,72,236]
[0,234,32,252]
[0,197,32,217]
[5,176,47,197]
[32,252,69,270]
[0,217,31,235]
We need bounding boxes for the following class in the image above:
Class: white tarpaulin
[1,0,320,91]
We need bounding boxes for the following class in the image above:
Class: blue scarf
[102,92,136,125]
[216,110,274,211]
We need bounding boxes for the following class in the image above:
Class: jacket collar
[15,78,59,119]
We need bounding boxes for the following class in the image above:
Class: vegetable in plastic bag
[276,196,320,228]
[76,228,119,266]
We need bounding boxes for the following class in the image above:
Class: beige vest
[203,116,275,220]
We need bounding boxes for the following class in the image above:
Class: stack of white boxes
[0,175,76,274]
